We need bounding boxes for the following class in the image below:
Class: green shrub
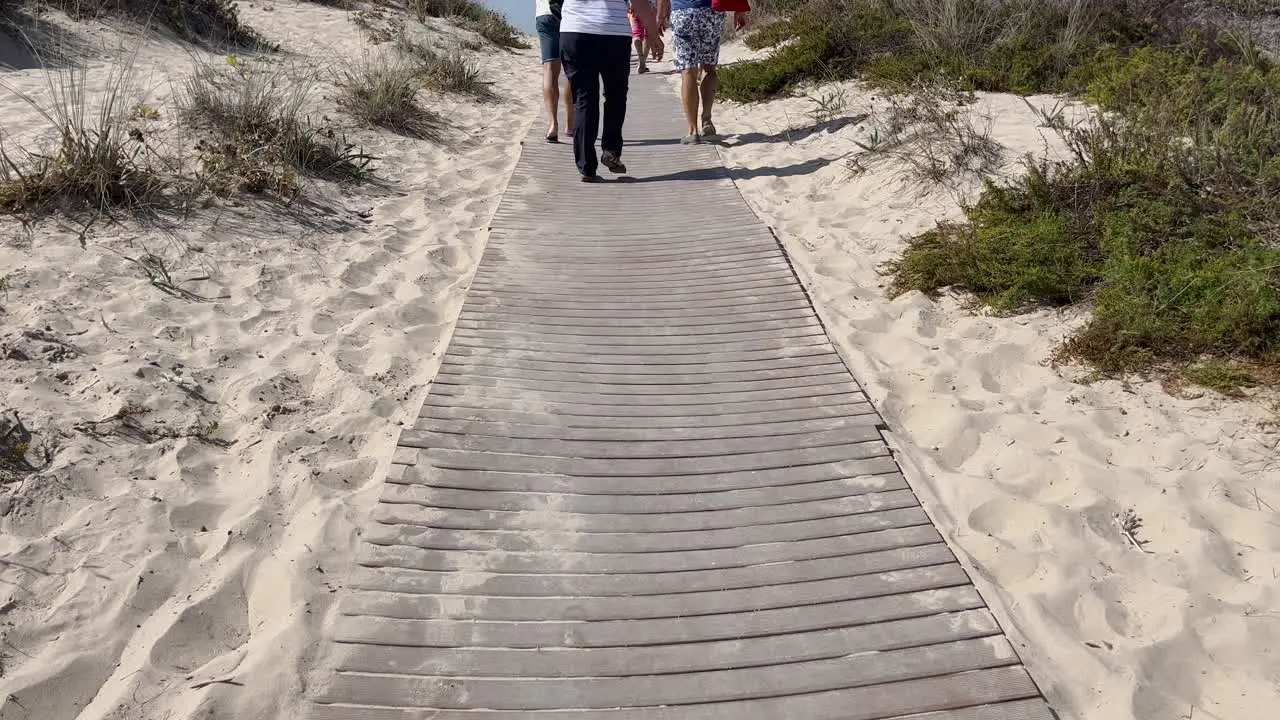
[722,0,1194,101]
[1182,359,1259,397]
[893,45,1280,374]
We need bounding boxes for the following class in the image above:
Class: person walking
[660,0,748,144]
[628,0,655,74]
[535,0,574,142]
[560,0,664,181]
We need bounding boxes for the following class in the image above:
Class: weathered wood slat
[345,544,958,598]
[364,505,928,552]
[331,587,986,648]
[330,606,998,675]
[316,637,1018,709]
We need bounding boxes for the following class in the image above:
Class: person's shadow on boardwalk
[620,156,845,183]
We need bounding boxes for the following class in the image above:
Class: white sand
[0,4,539,718]
[699,44,1280,720]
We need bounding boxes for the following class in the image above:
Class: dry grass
[407,0,528,49]
[180,56,374,198]
[853,85,1005,190]
[395,33,494,99]
[0,54,169,216]
[336,52,442,139]
[34,0,272,49]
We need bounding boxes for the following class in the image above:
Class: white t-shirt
[560,0,632,36]
[535,0,552,17]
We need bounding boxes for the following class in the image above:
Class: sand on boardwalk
[688,40,1280,720]
[0,4,539,718]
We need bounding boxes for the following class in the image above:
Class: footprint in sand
[147,573,249,674]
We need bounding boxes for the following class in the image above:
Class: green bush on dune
[729,0,1280,388]
[892,44,1280,376]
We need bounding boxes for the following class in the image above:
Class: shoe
[581,174,602,183]
[701,120,717,138]
[681,134,700,145]
[545,133,558,143]
[600,151,627,174]
[638,65,649,74]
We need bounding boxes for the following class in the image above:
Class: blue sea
[480,0,537,34]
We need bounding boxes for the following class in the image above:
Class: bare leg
[699,65,717,127]
[543,60,562,136]
[681,68,700,137]
[563,77,574,133]
[634,38,647,71]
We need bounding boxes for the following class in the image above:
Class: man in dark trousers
[559,0,664,182]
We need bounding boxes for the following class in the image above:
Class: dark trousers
[560,32,631,177]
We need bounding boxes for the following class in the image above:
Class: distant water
[479,0,537,34]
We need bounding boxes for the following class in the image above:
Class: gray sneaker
[701,120,717,138]
[681,134,700,145]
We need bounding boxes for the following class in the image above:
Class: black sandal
[546,133,559,143]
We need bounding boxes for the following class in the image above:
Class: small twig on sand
[1116,508,1149,553]
[189,677,244,690]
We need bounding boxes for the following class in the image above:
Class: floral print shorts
[671,7,722,70]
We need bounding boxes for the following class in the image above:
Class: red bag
[711,0,750,13]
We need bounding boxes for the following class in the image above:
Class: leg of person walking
[536,14,564,142]
[543,61,564,140]
[631,9,648,74]
[680,68,701,141]
[599,34,632,174]
[563,76,574,134]
[699,64,718,137]
[561,32,601,180]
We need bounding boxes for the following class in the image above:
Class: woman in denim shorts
[535,0,574,142]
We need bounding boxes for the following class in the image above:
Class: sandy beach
[0,4,538,717]
[1,3,1278,719]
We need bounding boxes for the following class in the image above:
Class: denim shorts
[536,14,561,63]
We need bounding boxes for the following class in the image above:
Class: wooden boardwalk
[308,75,1055,719]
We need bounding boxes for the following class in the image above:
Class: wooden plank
[375,488,919,533]
[330,587,986,648]
[419,392,871,420]
[330,606,999,675]
[359,525,942,574]
[415,402,879,431]
[427,371,852,395]
[364,506,929,553]
[387,455,902,494]
[433,358,848,384]
[315,637,1018,709]
[309,668,1043,719]
[386,465,902,508]
[343,544,957,598]
[409,413,880,441]
[402,442,888,477]
[397,427,882,460]
[340,563,969,622]
[455,302,815,323]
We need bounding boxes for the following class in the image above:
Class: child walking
[628,0,655,73]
